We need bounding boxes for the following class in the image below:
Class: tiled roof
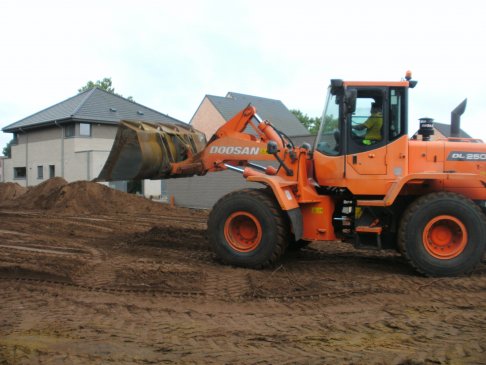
[433,122,471,138]
[203,92,309,136]
[3,88,184,132]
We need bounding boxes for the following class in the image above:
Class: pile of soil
[7,177,68,210]
[0,182,27,201]
[0,177,193,215]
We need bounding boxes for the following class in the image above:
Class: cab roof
[343,81,411,88]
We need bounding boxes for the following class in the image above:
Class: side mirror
[345,89,357,114]
[266,140,294,176]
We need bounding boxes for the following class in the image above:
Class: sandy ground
[1,180,486,364]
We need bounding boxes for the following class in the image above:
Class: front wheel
[208,189,288,269]
[398,192,486,277]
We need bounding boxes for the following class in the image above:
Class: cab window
[315,92,341,156]
[351,98,383,144]
[348,88,385,153]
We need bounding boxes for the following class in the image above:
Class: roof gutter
[3,118,72,133]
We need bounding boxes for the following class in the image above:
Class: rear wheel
[398,192,486,276]
[208,189,288,268]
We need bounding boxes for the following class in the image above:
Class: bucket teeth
[97,120,207,181]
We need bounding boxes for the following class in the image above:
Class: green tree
[291,109,321,134]
[78,77,134,101]
[2,138,15,158]
[322,115,339,132]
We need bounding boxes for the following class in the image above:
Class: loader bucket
[97,120,207,181]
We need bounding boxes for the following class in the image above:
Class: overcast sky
[1,0,485,149]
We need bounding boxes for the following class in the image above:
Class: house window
[49,165,55,178]
[37,165,44,179]
[80,123,91,137]
[14,167,26,179]
[65,124,75,138]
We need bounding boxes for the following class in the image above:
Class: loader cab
[314,80,409,185]
[315,82,408,156]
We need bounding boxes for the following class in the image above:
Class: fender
[244,169,303,241]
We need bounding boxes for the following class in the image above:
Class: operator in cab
[353,102,383,145]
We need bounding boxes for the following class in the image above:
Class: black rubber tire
[398,192,486,277]
[208,189,288,269]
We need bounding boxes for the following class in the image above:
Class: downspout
[54,121,64,177]
[87,151,91,180]
[19,127,28,186]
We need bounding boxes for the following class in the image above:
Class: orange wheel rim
[224,211,262,253]
[422,215,468,259]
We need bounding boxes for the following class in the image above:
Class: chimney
[451,99,467,138]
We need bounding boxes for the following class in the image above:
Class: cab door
[314,89,347,186]
[346,87,388,176]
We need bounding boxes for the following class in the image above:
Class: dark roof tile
[3,88,183,132]
[203,92,309,136]
[433,122,471,138]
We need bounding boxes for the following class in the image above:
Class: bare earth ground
[0,179,485,364]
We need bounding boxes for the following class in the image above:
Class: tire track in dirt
[203,268,253,299]
[2,282,484,364]
[1,205,486,364]
[2,275,486,364]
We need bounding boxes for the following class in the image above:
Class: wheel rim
[224,211,262,252]
[422,215,468,259]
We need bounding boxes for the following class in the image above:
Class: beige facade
[3,124,112,186]
[191,97,227,139]
[2,123,162,197]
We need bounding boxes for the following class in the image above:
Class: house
[1,88,184,196]
[165,92,314,209]
[2,89,314,209]
[432,121,471,139]
[191,92,310,139]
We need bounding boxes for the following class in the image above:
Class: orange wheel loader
[98,72,486,277]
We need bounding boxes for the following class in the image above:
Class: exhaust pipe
[451,99,467,138]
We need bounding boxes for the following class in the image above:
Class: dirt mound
[0,182,27,201]
[41,180,167,214]
[5,177,68,210]
[0,177,196,215]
